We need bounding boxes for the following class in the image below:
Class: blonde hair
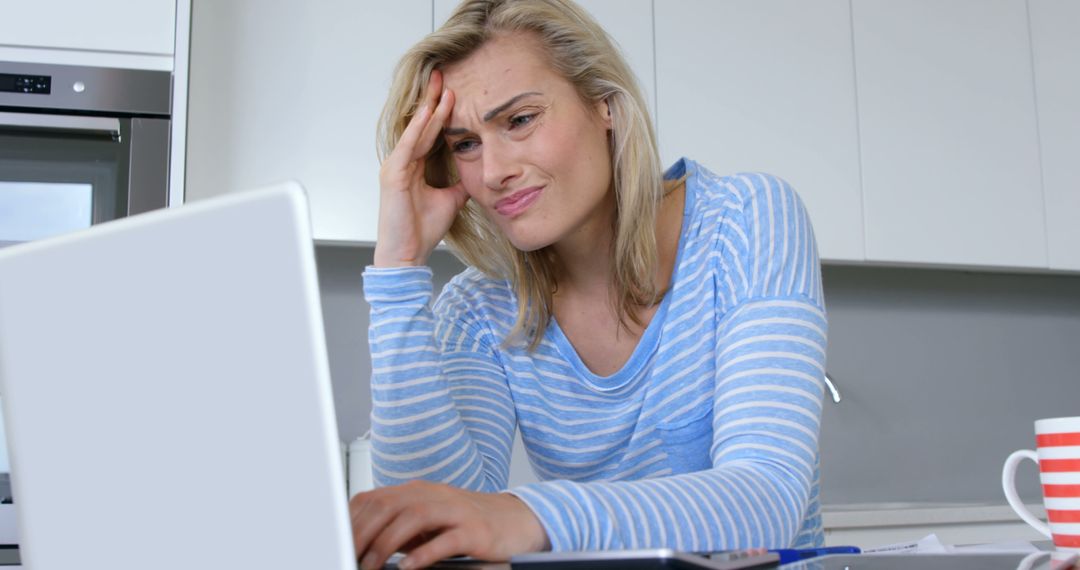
[378,0,666,350]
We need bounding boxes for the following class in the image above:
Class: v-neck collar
[547,158,696,392]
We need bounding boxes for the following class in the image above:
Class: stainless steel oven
[0,61,172,246]
[0,61,173,553]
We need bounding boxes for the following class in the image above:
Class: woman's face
[440,33,613,253]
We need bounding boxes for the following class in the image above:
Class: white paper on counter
[863,533,951,554]
[864,533,1039,555]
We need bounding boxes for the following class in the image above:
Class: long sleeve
[363,266,515,491]
[362,163,827,552]
[507,170,827,551]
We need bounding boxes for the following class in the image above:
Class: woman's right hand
[373,69,469,268]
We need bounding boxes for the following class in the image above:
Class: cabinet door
[185,0,432,243]
[1030,0,1080,272]
[655,0,864,263]
[434,0,656,122]
[853,0,1046,269]
[0,0,175,56]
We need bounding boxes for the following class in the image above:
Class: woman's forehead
[441,34,558,100]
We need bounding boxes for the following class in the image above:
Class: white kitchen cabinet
[654,0,864,263]
[0,0,176,69]
[571,0,656,126]
[185,0,432,243]
[853,0,1046,269]
[1029,0,1080,272]
[434,0,656,124]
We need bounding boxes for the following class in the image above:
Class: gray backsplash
[316,245,1080,505]
[819,266,1080,506]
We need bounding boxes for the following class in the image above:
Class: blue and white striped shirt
[363,158,827,551]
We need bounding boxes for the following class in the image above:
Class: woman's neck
[550,188,617,297]
[552,178,686,302]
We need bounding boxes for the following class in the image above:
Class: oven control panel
[0,73,51,95]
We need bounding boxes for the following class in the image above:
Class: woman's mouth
[494,186,544,217]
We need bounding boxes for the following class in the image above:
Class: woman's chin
[510,241,549,254]
[505,231,552,254]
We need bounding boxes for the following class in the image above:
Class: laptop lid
[0,183,355,570]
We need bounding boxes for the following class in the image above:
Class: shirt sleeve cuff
[362,265,434,306]
[507,481,595,552]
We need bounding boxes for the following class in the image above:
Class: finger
[384,102,433,174]
[411,87,455,162]
[419,180,469,235]
[397,531,434,554]
[424,69,443,108]
[350,491,406,563]
[448,180,470,209]
[384,70,442,172]
[398,528,475,570]
[364,503,453,570]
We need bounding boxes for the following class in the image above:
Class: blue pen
[769,546,861,565]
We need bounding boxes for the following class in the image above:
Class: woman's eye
[509,113,537,129]
[452,139,479,154]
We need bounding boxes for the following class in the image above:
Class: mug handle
[1003,449,1052,538]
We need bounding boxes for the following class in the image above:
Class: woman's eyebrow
[443,91,543,137]
[483,91,542,122]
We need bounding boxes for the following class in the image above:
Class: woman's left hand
[349,480,550,570]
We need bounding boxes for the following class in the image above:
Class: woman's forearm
[364,265,514,491]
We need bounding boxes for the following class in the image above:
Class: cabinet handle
[0,111,121,141]
[824,372,842,403]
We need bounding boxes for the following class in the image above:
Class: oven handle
[0,111,121,141]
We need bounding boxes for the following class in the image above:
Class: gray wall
[316,245,1080,504]
[316,246,465,441]
[819,266,1080,505]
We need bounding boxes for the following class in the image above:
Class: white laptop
[0,184,778,570]
[0,184,356,569]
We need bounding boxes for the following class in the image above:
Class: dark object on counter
[511,548,778,569]
[0,546,18,566]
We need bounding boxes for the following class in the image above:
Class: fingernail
[360,552,377,570]
[398,557,414,570]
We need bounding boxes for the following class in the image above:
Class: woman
[351,1,827,568]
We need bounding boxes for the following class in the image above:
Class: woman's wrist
[500,493,551,553]
[372,244,428,268]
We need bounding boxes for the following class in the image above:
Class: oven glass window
[0,119,130,246]
[0,181,92,245]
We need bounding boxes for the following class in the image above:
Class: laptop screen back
[0,184,355,570]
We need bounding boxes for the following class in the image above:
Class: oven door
[0,111,169,246]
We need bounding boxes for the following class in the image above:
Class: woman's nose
[481,139,521,191]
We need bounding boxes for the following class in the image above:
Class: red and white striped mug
[1003,416,1080,551]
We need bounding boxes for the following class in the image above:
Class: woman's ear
[595,97,613,129]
